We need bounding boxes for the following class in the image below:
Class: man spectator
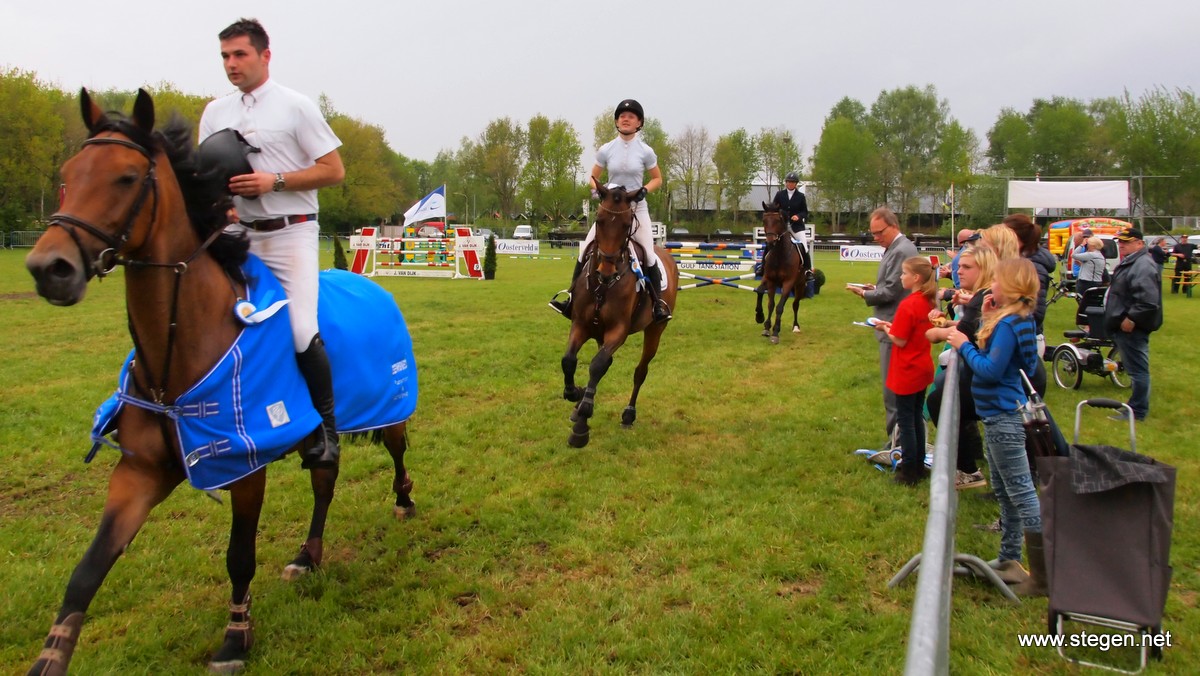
[940,229,974,286]
[1104,229,1162,421]
[1170,234,1195,294]
[1149,237,1169,268]
[772,172,813,272]
[847,207,919,441]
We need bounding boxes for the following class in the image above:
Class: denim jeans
[983,410,1041,562]
[1112,329,1151,420]
[895,391,927,471]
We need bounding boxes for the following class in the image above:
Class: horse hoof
[393,503,417,520]
[761,329,770,337]
[755,313,764,324]
[209,628,253,674]
[792,326,801,333]
[281,563,311,581]
[568,431,590,448]
[621,406,636,427]
[563,387,584,403]
[575,401,594,420]
[770,335,780,345]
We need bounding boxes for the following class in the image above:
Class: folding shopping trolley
[1037,399,1175,673]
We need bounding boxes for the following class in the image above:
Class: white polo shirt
[595,135,658,190]
[199,79,341,220]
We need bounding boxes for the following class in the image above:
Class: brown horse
[755,202,808,343]
[23,89,415,674]
[561,183,679,447]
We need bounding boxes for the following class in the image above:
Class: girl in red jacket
[875,257,938,485]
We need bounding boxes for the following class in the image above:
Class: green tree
[755,126,801,194]
[868,84,951,222]
[0,69,64,230]
[668,124,715,212]
[1120,87,1200,218]
[469,118,525,219]
[521,115,584,226]
[811,116,878,228]
[321,114,403,230]
[712,129,758,223]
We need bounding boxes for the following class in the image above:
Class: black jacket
[1105,248,1163,333]
[772,189,808,233]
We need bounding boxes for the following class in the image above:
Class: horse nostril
[48,257,78,280]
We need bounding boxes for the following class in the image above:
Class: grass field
[0,246,1196,674]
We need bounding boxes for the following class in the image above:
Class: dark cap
[1080,228,1093,236]
[1117,228,1143,242]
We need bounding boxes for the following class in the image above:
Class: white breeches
[232,220,321,352]
[579,199,656,266]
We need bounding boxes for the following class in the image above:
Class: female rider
[549,99,669,323]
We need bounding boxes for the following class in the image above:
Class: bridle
[47,133,229,406]
[47,136,160,280]
[591,202,637,286]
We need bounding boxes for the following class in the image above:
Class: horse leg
[771,283,792,344]
[385,423,416,520]
[622,324,664,428]
[791,291,801,333]
[281,462,338,581]
[763,290,777,339]
[209,469,267,673]
[569,335,626,448]
[28,456,181,676]
[755,289,765,325]
[561,325,588,403]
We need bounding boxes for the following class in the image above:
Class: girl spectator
[926,243,998,491]
[874,257,938,486]
[946,258,1046,596]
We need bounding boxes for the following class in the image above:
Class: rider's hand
[229,171,273,197]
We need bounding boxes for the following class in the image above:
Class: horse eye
[117,173,138,186]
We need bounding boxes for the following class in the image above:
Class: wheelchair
[1049,285,1128,389]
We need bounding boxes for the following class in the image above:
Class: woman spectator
[1073,236,1107,298]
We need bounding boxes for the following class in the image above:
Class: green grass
[1,247,1196,674]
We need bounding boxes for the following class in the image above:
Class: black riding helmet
[197,128,261,200]
[614,99,644,131]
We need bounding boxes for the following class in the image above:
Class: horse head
[27,88,245,306]
[592,179,636,279]
[26,88,162,305]
[762,201,787,242]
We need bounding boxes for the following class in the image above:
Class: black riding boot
[645,264,672,323]
[794,239,814,279]
[549,259,584,317]
[296,334,340,469]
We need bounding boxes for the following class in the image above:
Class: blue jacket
[958,314,1039,418]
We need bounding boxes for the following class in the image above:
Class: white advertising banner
[497,239,541,255]
[840,245,886,262]
[1007,180,1130,210]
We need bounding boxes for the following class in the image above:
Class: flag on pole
[403,186,446,225]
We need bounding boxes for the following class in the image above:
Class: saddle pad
[91,256,418,490]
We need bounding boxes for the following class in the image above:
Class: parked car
[513,224,534,239]
[475,228,495,240]
[671,227,690,235]
[416,224,444,238]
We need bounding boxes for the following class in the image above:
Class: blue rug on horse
[91,255,418,490]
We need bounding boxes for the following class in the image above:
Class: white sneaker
[955,470,986,490]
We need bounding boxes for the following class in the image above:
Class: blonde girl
[946,258,1045,595]
[875,257,938,485]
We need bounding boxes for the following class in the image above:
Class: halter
[591,202,637,284]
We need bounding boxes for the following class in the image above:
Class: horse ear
[763,201,771,211]
[596,181,609,199]
[131,88,155,133]
[80,88,104,133]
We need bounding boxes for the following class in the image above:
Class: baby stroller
[1049,286,1128,389]
[1046,263,1078,307]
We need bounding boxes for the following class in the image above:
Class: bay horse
[23,89,415,674]
[561,183,679,448]
[755,202,809,343]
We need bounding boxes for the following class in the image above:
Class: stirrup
[652,299,672,322]
[548,290,572,316]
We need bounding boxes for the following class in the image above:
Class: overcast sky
[3,0,1197,166]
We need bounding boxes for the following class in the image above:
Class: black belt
[238,213,318,232]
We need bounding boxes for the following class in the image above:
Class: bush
[483,235,497,279]
[332,236,348,270]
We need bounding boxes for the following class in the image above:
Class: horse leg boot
[296,334,340,469]
[1012,530,1048,597]
[549,259,584,317]
[645,263,672,323]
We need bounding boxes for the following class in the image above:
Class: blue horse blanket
[91,255,418,490]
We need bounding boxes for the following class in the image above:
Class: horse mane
[89,111,249,282]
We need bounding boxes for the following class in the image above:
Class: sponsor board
[349,234,376,250]
[840,245,886,262]
[497,239,541,255]
[676,260,755,271]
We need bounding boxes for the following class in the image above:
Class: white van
[513,225,534,239]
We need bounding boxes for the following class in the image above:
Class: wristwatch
[272,173,286,192]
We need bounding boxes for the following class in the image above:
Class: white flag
[403,186,446,225]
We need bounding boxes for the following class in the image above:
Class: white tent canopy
[1007,180,1130,210]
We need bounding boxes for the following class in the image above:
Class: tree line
[2,69,1197,237]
